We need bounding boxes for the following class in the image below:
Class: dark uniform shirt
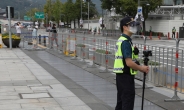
[52,27,57,33]
[121,34,133,75]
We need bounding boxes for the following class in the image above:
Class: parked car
[22,22,33,28]
[27,25,33,31]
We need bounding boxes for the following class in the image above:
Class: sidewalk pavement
[0,48,92,110]
[0,47,184,110]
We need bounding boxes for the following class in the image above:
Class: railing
[15,29,184,103]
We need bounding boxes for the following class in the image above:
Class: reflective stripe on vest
[113,36,138,75]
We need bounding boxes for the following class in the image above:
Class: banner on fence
[66,37,76,56]
[0,34,3,48]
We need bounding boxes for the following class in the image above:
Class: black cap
[120,16,140,32]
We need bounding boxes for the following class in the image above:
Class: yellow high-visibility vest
[113,36,138,75]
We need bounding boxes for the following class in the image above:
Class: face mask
[129,26,137,34]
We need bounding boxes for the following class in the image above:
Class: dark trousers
[172,32,175,38]
[115,73,135,110]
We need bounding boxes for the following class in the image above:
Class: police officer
[114,16,149,110]
[172,27,176,38]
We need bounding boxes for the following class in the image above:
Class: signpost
[138,6,143,15]
[35,12,44,19]
[24,16,31,21]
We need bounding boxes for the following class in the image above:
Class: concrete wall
[71,19,184,36]
[145,20,184,35]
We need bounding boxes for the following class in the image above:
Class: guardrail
[18,29,184,102]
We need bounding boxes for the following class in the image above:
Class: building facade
[163,0,184,5]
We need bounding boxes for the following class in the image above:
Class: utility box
[179,27,184,38]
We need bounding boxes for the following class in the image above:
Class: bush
[96,49,112,54]
[144,31,164,37]
[76,44,85,47]
[2,33,20,39]
[137,59,160,66]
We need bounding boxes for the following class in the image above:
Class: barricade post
[82,34,86,62]
[165,38,184,102]
[66,35,70,56]
[100,32,110,73]
[87,32,97,68]
[143,36,147,50]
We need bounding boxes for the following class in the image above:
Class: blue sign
[137,6,142,15]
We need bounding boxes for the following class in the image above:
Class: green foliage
[52,0,63,24]
[62,0,75,22]
[101,0,163,18]
[137,59,160,66]
[96,49,112,54]
[76,44,85,47]
[26,8,40,22]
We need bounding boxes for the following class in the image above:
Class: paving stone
[0,99,39,105]
[21,102,60,108]
[54,97,86,107]
[0,104,21,109]
[44,107,64,110]
[61,105,92,110]
[0,96,20,100]
[38,98,58,104]
[39,79,60,85]
[30,86,51,90]
[21,93,51,99]
[36,75,56,80]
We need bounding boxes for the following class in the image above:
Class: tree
[52,0,63,25]
[62,0,75,27]
[82,1,98,20]
[101,0,163,33]
[44,0,53,22]
[74,0,82,28]
[26,8,39,22]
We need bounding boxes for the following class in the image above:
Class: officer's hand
[140,66,149,73]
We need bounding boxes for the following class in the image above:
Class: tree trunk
[78,18,80,28]
[67,18,68,28]
[74,20,75,29]
[143,20,146,35]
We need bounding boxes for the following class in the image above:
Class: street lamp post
[88,0,89,30]
[81,0,82,19]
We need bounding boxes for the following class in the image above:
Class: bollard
[176,32,178,38]
[168,32,170,40]
[149,32,152,40]
[158,33,161,40]
[38,35,41,44]
[43,36,46,46]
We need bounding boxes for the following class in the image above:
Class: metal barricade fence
[55,32,184,94]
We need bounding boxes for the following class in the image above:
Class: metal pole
[81,0,82,19]
[46,13,48,29]
[88,1,89,30]
[18,11,20,21]
[8,6,12,49]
